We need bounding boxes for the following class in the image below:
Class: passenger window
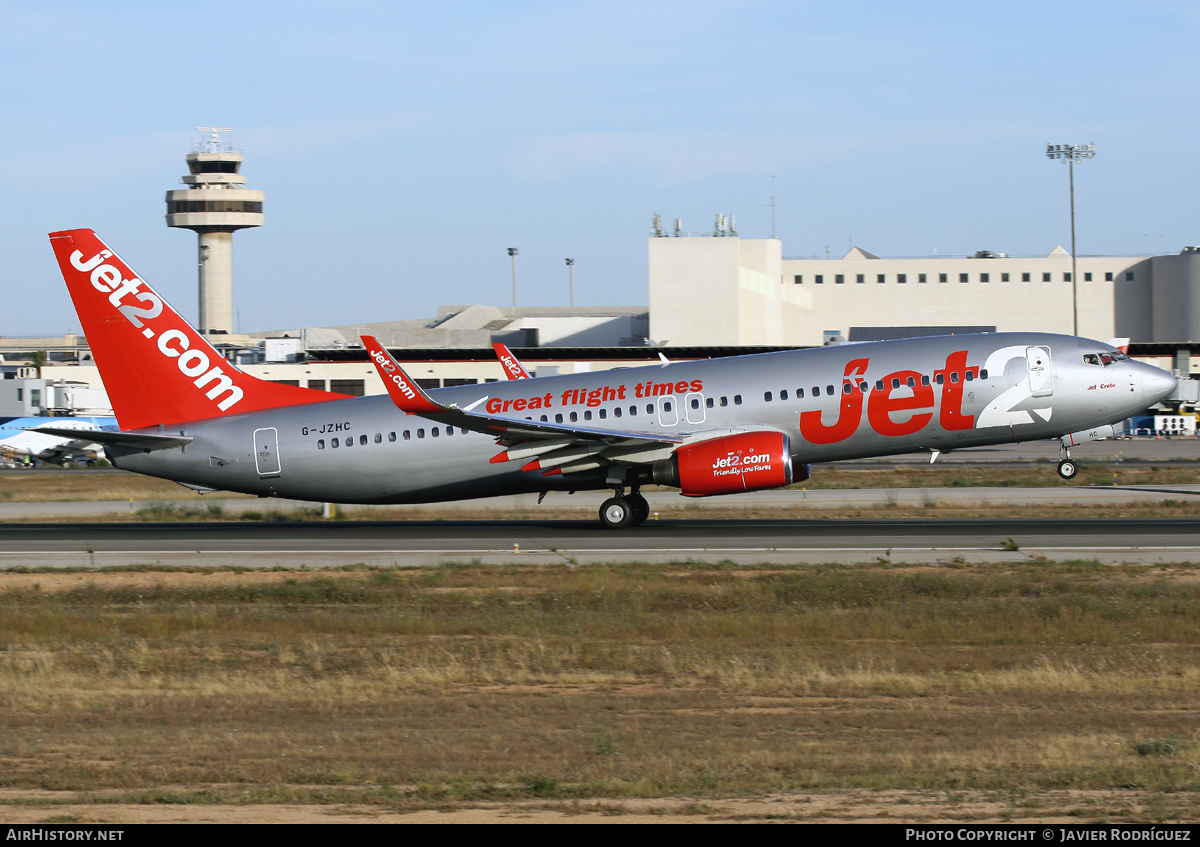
[663,401,673,412]
[331,439,339,448]
[584,410,592,421]
[614,407,623,417]
[765,391,773,402]
[630,406,638,416]
[374,433,382,443]
[432,427,440,437]
[797,388,805,398]
[360,434,369,445]
[555,414,563,423]
[780,389,788,400]
[599,409,607,419]
[569,412,578,422]
[417,429,425,438]
[318,439,325,449]
[980,369,988,379]
[950,373,959,383]
[691,398,700,409]
[446,427,453,436]
[842,384,852,394]
[646,404,653,414]
[540,415,548,422]
[706,398,714,408]
[734,395,742,405]
[921,375,930,386]
[720,396,728,407]
[892,378,900,389]
[826,385,834,395]
[906,377,915,388]
[403,430,411,441]
[345,436,353,447]
[812,386,820,396]
[965,372,974,382]
[935,374,944,385]
[876,380,884,391]
[388,432,397,442]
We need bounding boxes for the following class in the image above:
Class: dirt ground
[0,788,1178,823]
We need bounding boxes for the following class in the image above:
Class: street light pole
[507,248,518,310]
[1045,143,1096,336]
[565,258,574,307]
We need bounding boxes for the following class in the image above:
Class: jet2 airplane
[43,229,1177,528]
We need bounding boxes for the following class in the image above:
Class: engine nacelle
[653,430,796,497]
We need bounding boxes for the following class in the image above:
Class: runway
[3,516,1199,568]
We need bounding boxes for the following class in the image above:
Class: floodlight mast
[1045,143,1096,336]
[508,248,519,310]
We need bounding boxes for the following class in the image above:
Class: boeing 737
[42,229,1177,528]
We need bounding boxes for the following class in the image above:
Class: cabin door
[253,427,282,477]
[1026,347,1054,398]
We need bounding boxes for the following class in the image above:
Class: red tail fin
[49,229,345,430]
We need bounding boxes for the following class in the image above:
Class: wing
[363,336,683,475]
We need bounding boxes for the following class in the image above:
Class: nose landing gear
[1057,441,1079,480]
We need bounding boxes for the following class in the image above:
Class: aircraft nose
[1141,365,1178,406]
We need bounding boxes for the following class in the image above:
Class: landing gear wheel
[599,497,634,530]
[1057,459,1078,480]
[628,493,650,527]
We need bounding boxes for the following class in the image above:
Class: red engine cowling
[654,431,795,497]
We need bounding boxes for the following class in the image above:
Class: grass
[0,561,1198,820]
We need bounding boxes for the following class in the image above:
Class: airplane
[1,415,117,465]
[41,228,1178,529]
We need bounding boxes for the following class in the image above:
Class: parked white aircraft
[1,415,116,464]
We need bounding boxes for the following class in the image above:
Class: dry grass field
[0,561,1198,823]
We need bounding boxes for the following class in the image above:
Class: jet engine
[652,430,805,497]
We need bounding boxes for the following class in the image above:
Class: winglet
[361,336,443,414]
[492,342,531,380]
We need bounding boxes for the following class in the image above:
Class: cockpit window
[1084,351,1127,366]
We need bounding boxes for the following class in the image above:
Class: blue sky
[3,0,1198,336]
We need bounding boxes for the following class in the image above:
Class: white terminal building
[648,216,1200,349]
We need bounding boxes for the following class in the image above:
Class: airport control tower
[165,128,263,336]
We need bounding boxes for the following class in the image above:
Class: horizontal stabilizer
[30,427,193,453]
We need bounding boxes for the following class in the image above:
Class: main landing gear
[1057,441,1079,480]
[599,487,650,529]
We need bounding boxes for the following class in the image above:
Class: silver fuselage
[111,333,1176,503]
